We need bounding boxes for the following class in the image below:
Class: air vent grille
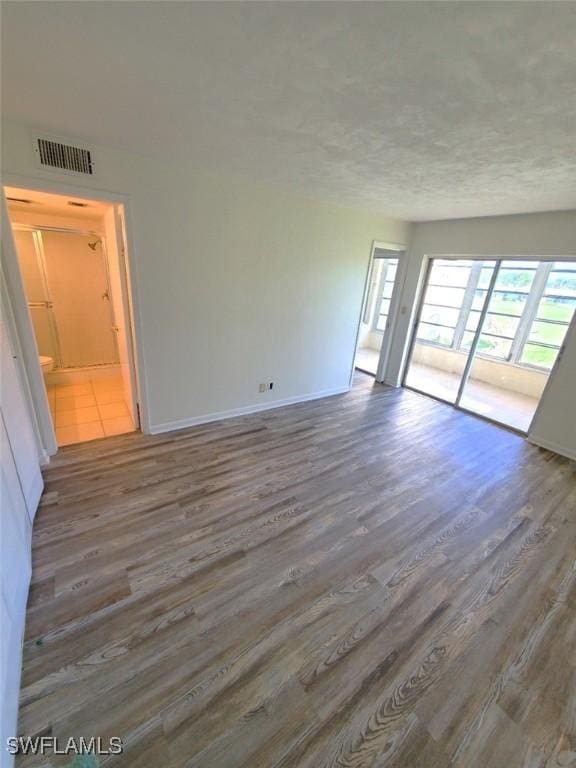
[36,138,94,175]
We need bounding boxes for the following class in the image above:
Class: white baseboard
[148,386,350,435]
[527,434,576,462]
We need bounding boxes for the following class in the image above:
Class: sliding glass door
[404,258,576,432]
[404,259,497,403]
[459,260,576,430]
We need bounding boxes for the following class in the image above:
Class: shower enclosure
[13,225,119,369]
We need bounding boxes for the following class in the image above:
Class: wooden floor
[19,375,576,767]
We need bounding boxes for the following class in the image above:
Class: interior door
[355,247,405,378]
[0,338,35,765]
[0,414,33,611]
[40,230,118,367]
[104,206,138,425]
[0,308,43,521]
[0,413,33,768]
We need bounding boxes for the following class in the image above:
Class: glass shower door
[12,228,61,364]
[40,231,118,367]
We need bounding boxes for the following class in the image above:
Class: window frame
[415,258,576,372]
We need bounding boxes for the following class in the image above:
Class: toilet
[39,355,54,374]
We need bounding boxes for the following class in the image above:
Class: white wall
[388,210,576,458]
[2,120,410,434]
[529,319,576,460]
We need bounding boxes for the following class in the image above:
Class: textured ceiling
[2,2,576,220]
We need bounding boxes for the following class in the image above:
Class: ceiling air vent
[35,136,94,175]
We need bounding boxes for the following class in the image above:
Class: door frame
[1,173,150,457]
[401,254,576,435]
[351,240,408,385]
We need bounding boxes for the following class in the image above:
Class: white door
[104,206,138,425]
[356,246,406,380]
[0,309,43,521]
[0,415,33,768]
[0,414,32,613]
[0,340,35,768]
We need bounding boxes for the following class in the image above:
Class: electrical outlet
[259,383,266,393]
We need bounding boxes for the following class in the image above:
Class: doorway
[404,257,576,432]
[355,244,405,378]
[5,186,140,447]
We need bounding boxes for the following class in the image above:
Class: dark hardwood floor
[18,374,576,767]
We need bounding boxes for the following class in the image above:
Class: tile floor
[47,376,135,446]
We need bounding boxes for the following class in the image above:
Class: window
[474,262,538,360]
[416,260,473,347]
[416,259,576,371]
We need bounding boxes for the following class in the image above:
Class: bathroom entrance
[5,186,140,447]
